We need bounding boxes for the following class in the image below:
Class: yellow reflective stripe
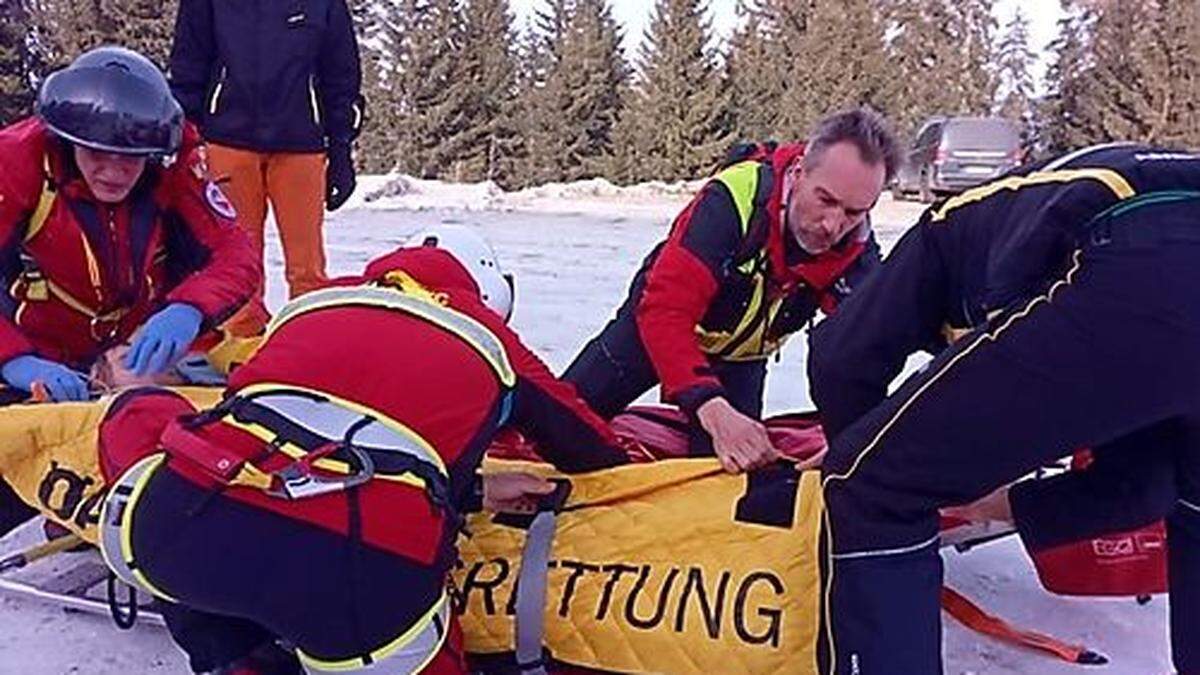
[80,233,103,290]
[725,296,786,360]
[297,591,449,672]
[236,381,449,477]
[695,273,767,356]
[27,173,55,243]
[44,278,122,320]
[713,161,760,235]
[219,413,430,491]
[267,285,516,388]
[930,169,1137,222]
[112,453,179,603]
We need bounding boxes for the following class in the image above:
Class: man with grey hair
[565,108,900,472]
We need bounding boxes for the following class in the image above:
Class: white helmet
[405,225,514,321]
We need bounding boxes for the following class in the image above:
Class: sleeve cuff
[671,383,726,417]
[1008,479,1054,552]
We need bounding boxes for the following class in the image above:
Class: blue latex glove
[1,355,89,401]
[125,303,204,376]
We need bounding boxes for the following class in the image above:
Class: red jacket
[100,247,627,572]
[630,142,879,412]
[0,117,259,368]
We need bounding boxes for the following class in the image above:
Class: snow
[0,178,1172,673]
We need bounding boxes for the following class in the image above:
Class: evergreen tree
[1040,1,1099,153]
[881,0,995,139]
[0,0,36,125]
[949,0,997,114]
[443,0,521,183]
[390,0,468,178]
[517,0,628,186]
[995,6,1035,124]
[612,0,731,183]
[778,0,889,136]
[29,0,178,70]
[1088,0,1200,146]
[353,0,400,174]
[723,7,782,143]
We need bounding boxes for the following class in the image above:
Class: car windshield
[944,120,1020,149]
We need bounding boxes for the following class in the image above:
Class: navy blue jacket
[168,0,363,153]
[809,143,1200,438]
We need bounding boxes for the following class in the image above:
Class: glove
[325,143,356,211]
[1,355,89,402]
[124,303,204,376]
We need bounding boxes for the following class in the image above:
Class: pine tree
[880,0,995,140]
[29,0,179,70]
[442,0,521,183]
[517,0,628,186]
[0,0,36,126]
[724,7,782,143]
[995,7,1035,125]
[390,0,468,178]
[949,0,997,114]
[781,0,889,136]
[1040,1,1100,153]
[612,0,731,183]
[352,0,399,173]
[1091,0,1200,146]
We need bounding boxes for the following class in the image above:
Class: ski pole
[0,532,87,574]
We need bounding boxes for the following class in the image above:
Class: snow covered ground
[0,176,1172,673]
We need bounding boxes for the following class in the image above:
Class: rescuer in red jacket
[95,225,629,674]
[0,45,258,545]
[0,46,258,401]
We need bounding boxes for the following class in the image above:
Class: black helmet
[37,46,183,157]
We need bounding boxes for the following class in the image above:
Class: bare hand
[696,397,780,473]
[483,472,555,514]
[942,485,1014,525]
[788,446,827,471]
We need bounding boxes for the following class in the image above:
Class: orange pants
[207,145,327,336]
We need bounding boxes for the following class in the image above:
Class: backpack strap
[26,155,56,243]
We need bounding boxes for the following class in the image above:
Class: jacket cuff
[165,287,237,332]
[672,382,726,417]
[1008,479,1054,552]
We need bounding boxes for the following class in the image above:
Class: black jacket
[168,0,363,153]
[809,143,1200,439]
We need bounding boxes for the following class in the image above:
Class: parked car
[892,116,1025,202]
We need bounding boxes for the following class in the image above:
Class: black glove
[325,143,356,211]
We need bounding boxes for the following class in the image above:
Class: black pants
[133,468,447,672]
[819,208,1200,674]
[563,311,766,453]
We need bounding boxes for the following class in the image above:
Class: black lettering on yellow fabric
[625,565,681,630]
[674,567,732,638]
[557,559,601,618]
[461,558,510,615]
[734,571,785,648]
[37,462,93,521]
[595,563,639,621]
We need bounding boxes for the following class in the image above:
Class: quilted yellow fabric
[0,387,223,544]
[456,458,825,674]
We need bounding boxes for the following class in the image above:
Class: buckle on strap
[202,390,450,504]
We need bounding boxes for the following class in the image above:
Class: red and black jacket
[0,117,260,369]
[624,142,880,413]
[99,247,628,575]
